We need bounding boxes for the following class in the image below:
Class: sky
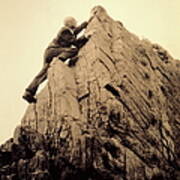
[0,0,179,144]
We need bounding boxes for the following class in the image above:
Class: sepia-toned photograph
[0,0,179,179]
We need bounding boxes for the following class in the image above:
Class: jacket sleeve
[74,21,88,35]
[73,35,89,48]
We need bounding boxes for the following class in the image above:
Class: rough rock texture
[0,6,180,180]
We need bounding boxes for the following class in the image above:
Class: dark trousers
[26,47,78,95]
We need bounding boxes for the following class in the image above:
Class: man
[23,17,91,103]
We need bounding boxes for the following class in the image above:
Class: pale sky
[0,0,179,144]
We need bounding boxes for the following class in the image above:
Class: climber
[23,16,93,104]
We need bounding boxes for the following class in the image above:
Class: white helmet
[64,16,77,29]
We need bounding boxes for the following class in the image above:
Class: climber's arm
[73,29,95,48]
[73,35,88,48]
[74,21,88,35]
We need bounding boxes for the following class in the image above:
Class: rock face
[0,6,180,180]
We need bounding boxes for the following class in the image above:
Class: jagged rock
[0,6,180,180]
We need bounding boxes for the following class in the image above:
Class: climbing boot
[22,90,37,103]
[68,56,78,67]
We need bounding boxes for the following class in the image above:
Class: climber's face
[64,17,77,29]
